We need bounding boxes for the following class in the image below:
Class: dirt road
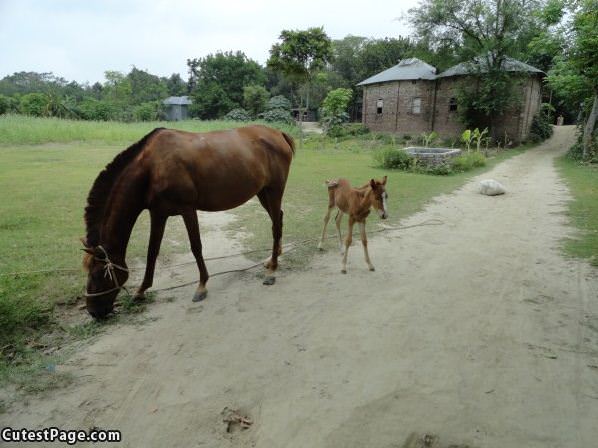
[5,126,598,447]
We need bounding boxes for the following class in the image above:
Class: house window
[376,99,383,115]
[449,97,458,112]
[412,97,422,114]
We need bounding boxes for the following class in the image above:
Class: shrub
[78,98,119,121]
[224,108,252,121]
[529,108,554,143]
[134,102,159,121]
[19,93,49,117]
[326,123,369,138]
[451,152,486,172]
[243,85,269,117]
[265,95,291,112]
[262,108,293,123]
[0,94,17,115]
[374,148,414,170]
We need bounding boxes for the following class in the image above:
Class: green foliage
[419,131,439,147]
[374,148,415,170]
[461,129,473,151]
[0,95,13,114]
[243,85,269,117]
[267,27,333,82]
[529,105,554,142]
[78,98,118,121]
[266,95,291,111]
[187,51,265,119]
[19,93,49,117]
[451,152,487,172]
[262,108,293,123]
[224,108,252,121]
[133,102,160,121]
[321,88,353,118]
[326,123,370,138]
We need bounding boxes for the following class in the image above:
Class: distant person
[557,115,564,126]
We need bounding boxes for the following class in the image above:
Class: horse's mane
[84,128,164,247]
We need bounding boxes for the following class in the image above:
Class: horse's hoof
[341,269,347,274]
[263,276,276,286]
[192,290,207,302]
[132,293,146,302]
[369,266,376,272]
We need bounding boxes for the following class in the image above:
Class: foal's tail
[281,132,296,155]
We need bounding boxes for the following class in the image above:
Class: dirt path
[6,126,598,447]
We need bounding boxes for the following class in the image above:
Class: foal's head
[369,176,388,219]
[81,239,128,319]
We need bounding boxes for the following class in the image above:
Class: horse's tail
[281,131,295,155]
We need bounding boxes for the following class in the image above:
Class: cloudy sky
[0,0,418,84]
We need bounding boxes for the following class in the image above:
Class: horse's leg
[341,216,355,274]
[335,211,345,254]
[257,188,283,286]
[182,210,209,302]
[134,211,167,300]
[318,206,334,251]
[359,221,375,271]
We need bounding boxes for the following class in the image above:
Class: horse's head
[81,239,128,319]
[369,176,388,220]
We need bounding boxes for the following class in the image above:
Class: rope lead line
[1,220,444,282]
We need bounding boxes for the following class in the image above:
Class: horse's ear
[80,237,94,254]
[382,175,387,185]
[370,179,377,190]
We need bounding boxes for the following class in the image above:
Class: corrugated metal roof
[163,95,192,105]
[437,56,544,78]
[357,58,437,86]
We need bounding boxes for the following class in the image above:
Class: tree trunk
[582,94,598,160]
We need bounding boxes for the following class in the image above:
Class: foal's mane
[84,128,163,247]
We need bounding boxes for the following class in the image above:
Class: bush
[243,85,269,117]
[224,108,252,121]
[265,95,291,112]
[451,152,486,172]
[374,148,414,170]
[78,98,119,121]
[262,108,293,123]
[529,105,554,143]
[134,102,159,121]
[19,93,49,117]
[0,94,17,115]
[327,123,369,138]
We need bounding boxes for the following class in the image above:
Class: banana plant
[473,127,489,152]
[420,131,438,148]
[461,129,473,152]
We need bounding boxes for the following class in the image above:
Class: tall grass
[0,114,297,146]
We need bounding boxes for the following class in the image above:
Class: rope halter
[84,245,129,298]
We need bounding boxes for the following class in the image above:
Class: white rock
[479,179,506,196]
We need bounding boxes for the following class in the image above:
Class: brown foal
[318,176,388,273]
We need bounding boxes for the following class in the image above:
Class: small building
[163,96,192,121]
[358,56,543,143]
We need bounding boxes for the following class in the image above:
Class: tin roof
[357,56,543,86]
[357,58,437,86]
[163,96,192,105]
[436,56,544,78]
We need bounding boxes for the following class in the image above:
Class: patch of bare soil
[5,126,598,448]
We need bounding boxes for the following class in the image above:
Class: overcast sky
[0,0,419,84]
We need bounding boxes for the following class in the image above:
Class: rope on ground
[0,219,443,279]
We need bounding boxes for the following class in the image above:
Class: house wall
[362,74,543,143]
[362,80,434,135]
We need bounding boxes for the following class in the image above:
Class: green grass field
[0,115,529,393]
[556,156,598,266]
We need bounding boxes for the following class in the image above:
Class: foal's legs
[318,206,334,250]
[359,221,375,271]
[135,211,167,300]
[341,216,355,273]
[335,211,345,254]
[257,188,283,285]
[182,210,209,302]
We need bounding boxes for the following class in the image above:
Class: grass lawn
[555,156,598,266]
[0,115,528,395]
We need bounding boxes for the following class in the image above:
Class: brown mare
[318,176,388,273]
[81,125,294,319]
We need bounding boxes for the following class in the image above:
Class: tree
[165,73,187,96]
[320,88,353,132]
[127,67,167,104]
[19,93,49,116]
[243,85,269,117]
[187,51,265,118]
[408,0,550,134]
[267,27,333,111]
[548,0,597,159]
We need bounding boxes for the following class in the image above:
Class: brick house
[358,57,543,143]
